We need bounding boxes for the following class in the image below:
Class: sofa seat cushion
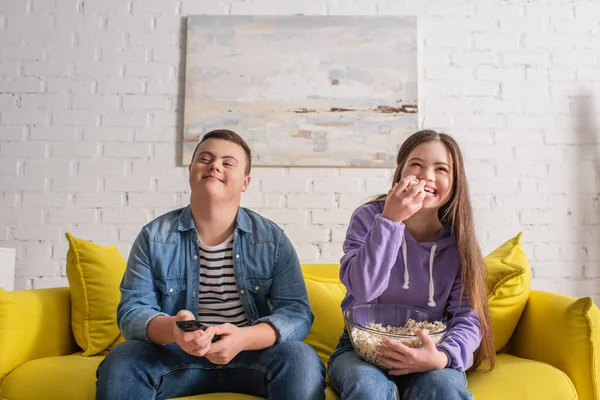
[1,353,102,400]
[468,354,577,400]
[0,352,339,400]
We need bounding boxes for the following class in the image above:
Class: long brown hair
[371,129,495,371]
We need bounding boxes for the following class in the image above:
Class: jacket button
[193,255,198,260]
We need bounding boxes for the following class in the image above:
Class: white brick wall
[1,0,600,304]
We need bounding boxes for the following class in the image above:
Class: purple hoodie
[340,202,482,372]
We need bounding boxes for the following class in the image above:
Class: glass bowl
[343,304,447,369]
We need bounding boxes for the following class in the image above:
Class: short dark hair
[191,129,252,175]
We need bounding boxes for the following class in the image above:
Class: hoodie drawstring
[401,238,438,308]
[401,237,409,289]
[428,244,437,307]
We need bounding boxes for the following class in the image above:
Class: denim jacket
[117,205,313,344]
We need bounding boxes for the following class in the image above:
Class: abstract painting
[183,16,418,167]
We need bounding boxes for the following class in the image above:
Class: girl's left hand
[376,330,449,375]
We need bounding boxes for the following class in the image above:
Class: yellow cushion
[65,232,126,356]
[484,232,531,351]
[510,292,600,400]
[468,353,576,399]
[301,272,346,368]
[0,287,78,387]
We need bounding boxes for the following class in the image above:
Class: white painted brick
[0,126,29,142]
[134,127,176,142]
[102,112,148,127]
[553,52,597,67]
[425,33,471,48]
[515,145,563,161]
[469,178,518,195]
[107,15,154,33]
[475,67,523,81]
[155,176,189,192]
[46,46,96,62]
[525,4,574,18]
[0,46,45,61]
[52,110,98,126]
[462,144,511,161]
[23,193,70,208]
[83,127,133,142]
[312,209,352,224]
[105,177,153,192]
[294,243,320,262]
[14,226,61,241]
[75,193,124,208]
[128,193,176,208]
[67,224,119,241]
[2,110,48,125]
[0,62,20,78]
[365,178,391,194]
[123,95,169,110]
[98,79,145,94]
[33,276,68,289]
[451,51,498,67]
[23,61,72,77]
[313,177,362,194]
[46,78,94,94]
[287,194,335,209]
[327,1,376,15]
[146,79,180,95]
[74,63,122,78]
[425,67,473,81]
[284,226,330,243]
[0,0,27,13]
[1,142,46,158]
[52,177,99,192]
[21,94,69,110]
[0,159,18,175]
[49,209,98,224]
[102,209,152,224]
[259,209,307,224]
[79,160,126,177]
[262,177,310,193]
[126,62,172,79]
[50,142,99,158]
[232,0,325,15]
[473,33,520,51]
[130,32,175,46]
[102,142,150,158]
[181,0,230,14]
[101,48,148,62]
[320,242,344,262]
[25,159,72,176]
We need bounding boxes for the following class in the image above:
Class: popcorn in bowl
[344,304,447,369]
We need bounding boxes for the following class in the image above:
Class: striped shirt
[197,234,249,327]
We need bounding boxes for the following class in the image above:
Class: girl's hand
[381,175,427,223]
[376,330,448,375]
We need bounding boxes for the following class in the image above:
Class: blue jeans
[96,340,325,400]
[328,330,473,400]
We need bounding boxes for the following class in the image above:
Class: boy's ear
[242,176,251,192]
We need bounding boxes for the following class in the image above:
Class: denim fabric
[96,340,326,400]
[328,330,473,400]
[117,205,313,343]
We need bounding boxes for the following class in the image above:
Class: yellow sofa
[1,263,599,400]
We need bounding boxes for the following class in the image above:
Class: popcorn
[349,319,446,369]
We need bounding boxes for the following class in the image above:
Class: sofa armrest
[0,287,79,385]
[509,290,600,400]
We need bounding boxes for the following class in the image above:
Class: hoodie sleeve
[436,269,482,372]
[340,204,405,303]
